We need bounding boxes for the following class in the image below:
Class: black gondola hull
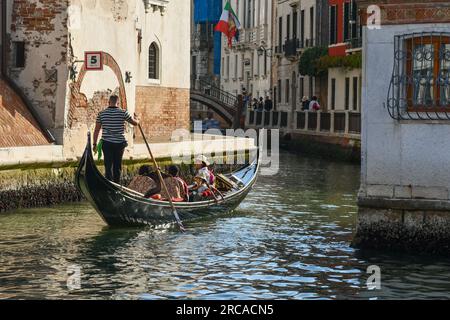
[75,135,259,227]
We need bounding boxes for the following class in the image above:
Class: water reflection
[1,152,450,299]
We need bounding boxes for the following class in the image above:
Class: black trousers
[102,141,127,183]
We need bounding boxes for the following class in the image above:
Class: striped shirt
[96,107,132,144]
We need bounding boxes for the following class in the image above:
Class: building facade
[274,0,328,126]
[327,0,362,112]
[0,0,190,159]
[220,0,273,101]
[191,0,222,86]
[356,0,450,253]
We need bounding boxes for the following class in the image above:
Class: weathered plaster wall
[64,0,191,158]
[360,23,450,201]
[8,0,70,143]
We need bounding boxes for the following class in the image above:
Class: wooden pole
[137,123,185,232]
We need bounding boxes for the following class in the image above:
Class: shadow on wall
[0,79,51,148]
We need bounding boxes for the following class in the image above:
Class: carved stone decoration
[143,0,168,15]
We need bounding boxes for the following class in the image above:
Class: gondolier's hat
[195,155,210,166]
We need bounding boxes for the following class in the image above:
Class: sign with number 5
[85,51,103,70]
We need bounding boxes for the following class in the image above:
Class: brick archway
[68,52,127,128]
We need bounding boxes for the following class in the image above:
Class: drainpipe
[0,0,56,143]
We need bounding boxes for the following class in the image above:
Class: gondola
[75,134,260,228]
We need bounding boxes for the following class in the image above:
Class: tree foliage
[298,47,328,77]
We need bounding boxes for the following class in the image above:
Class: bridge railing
[246,109,361,136]
[192,80,238,109]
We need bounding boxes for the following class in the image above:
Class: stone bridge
[190,80,241,127]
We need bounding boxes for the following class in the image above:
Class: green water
[1,152,450,300]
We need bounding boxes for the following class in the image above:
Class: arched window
[148,42,159,80]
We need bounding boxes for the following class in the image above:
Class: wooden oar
[137,123,186,232]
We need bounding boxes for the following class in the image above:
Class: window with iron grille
[387,33,450,120]
[148,42,159,80]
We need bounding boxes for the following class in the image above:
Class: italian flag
[215,1,241,48]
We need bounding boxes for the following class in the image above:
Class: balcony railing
[246,110,361,136]
[347,37,362,49]
[284,38,300,57]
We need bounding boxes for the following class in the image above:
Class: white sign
[85,51,103,70]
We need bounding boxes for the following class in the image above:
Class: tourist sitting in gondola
[165,165,189,202]
[128,165,168,199]
[189,155,222,201]
[127,165,158,195]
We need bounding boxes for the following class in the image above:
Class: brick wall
[11,0,68,33]
[135,86,190,142]
[0,79,51,147]
[69,88,121,129]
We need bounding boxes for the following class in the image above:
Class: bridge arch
[190,93,234,126]
[190,81,240,127]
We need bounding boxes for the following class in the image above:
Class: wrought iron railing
[284,38,300,57]
[195,80,238,109]
[348,37,362,49]
[387,32,450,120]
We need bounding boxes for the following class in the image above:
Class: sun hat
[194,155,210,166]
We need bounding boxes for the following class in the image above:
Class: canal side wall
[282,132,361,163]
[355,4,450,255]
[0,135,256,213]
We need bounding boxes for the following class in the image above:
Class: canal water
[1,151,450,300]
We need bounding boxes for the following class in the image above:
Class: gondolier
[93,95,139,183]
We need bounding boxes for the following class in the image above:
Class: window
[264,54,267,76]
[353,76,359,110]
[247,0,252,28]
[241,54,245,78]
[264,0,268,25]
[278,17,283,47]
[222,57,225,76]
[293,11,298,40]
[286,79,290,104]
[300,10,305,47]
[300,77,304,100]
[148,42,159,79]
[350,0,360,40]
[344,2,350,41]
[278,79,282,103]
[234,55,238,79]
[345,77,350,110]
[309,7,314,43]
[331,78,336,110]
[406,36,450,108]
[309,77,314,98]
[387,33,450,120]
[287,14,291,41]
[226,55,230,79]
[13,41,25,68]
[329,5,338,45]
[252,0,256,27]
